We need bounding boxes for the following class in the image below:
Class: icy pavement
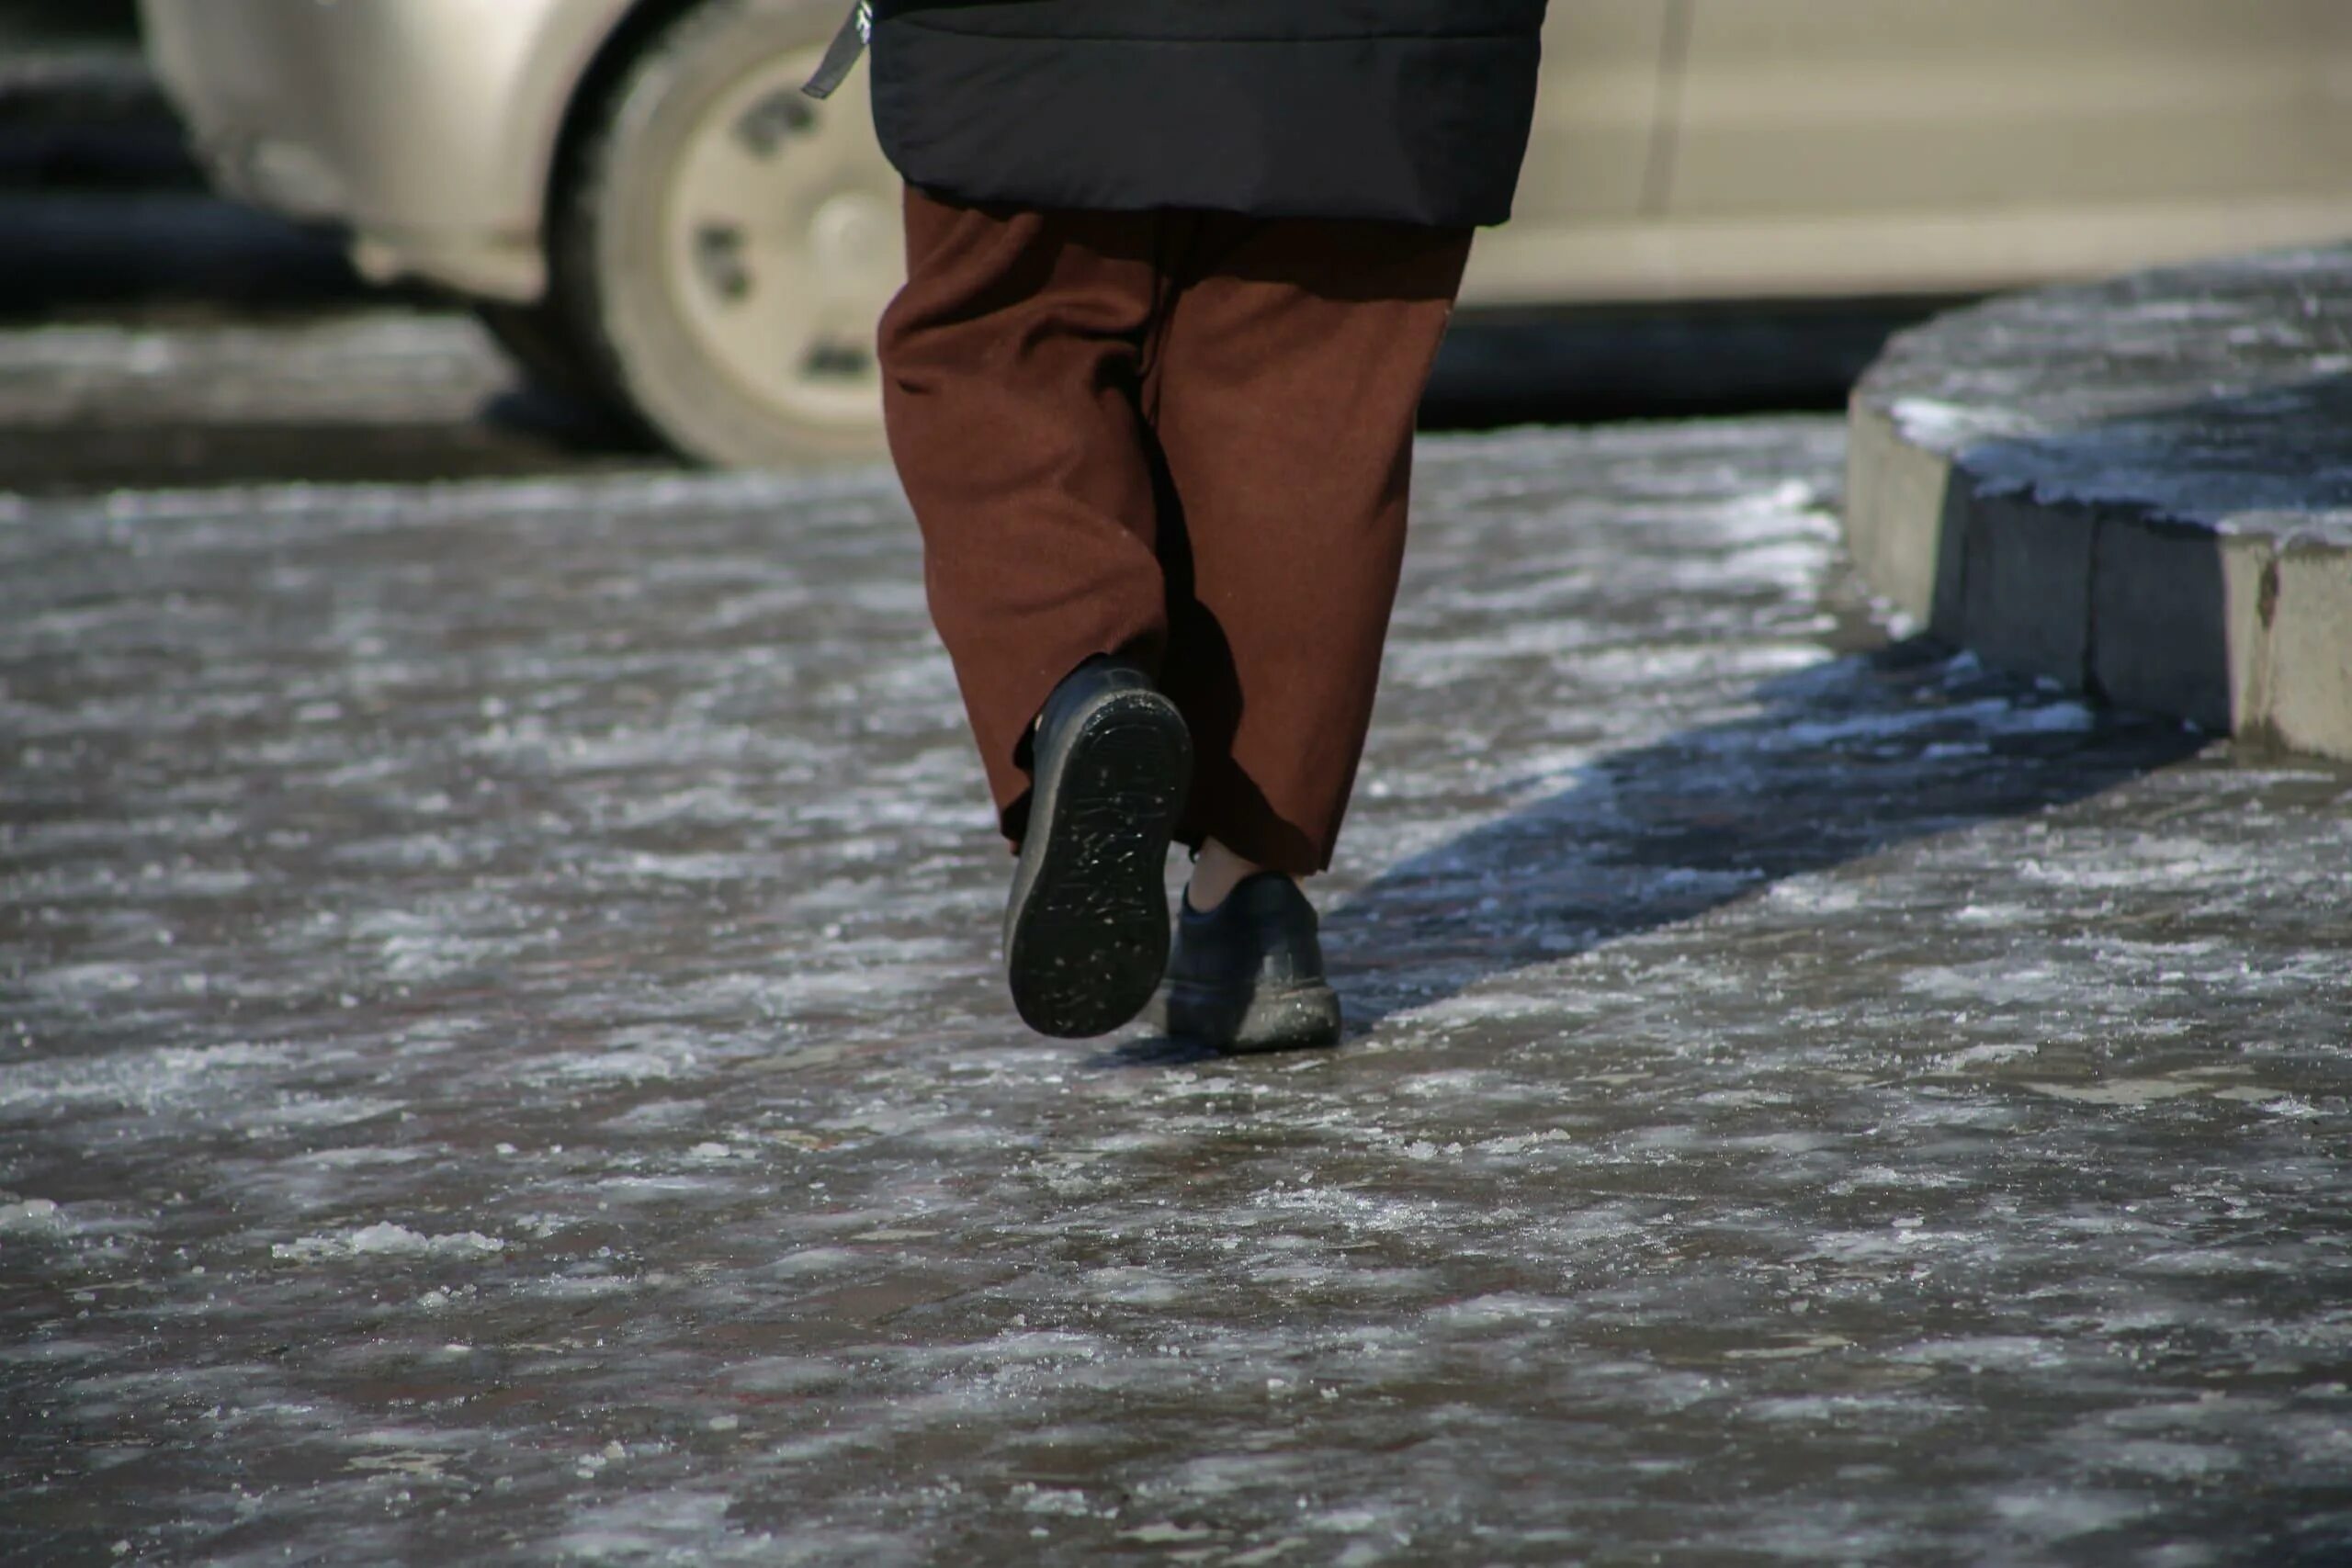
[4,419,2350,1564]
[0,310,655,494]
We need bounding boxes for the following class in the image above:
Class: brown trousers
[877,189,1472,874]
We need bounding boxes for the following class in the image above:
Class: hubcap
[662,48,899,433]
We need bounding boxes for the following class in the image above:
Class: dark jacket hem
[870,23,1543,229]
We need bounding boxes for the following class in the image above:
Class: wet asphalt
[2,200,2350,1566]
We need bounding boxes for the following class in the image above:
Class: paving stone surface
[5,400,2352,1564]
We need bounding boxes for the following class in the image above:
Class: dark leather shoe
[1003,660,1192,1039]
[1164,873,1342,1053]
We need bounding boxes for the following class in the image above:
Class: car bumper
[136,0,617,301]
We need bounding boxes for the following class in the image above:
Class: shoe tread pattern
[1007,693,1190,1038]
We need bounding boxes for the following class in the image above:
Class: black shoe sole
[1004,686,1192,1039]
[1165,977,1343,1054]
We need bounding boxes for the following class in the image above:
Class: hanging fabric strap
[802,1,873,100]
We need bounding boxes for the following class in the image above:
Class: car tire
[550,0,899,468]
[471,299,614,407]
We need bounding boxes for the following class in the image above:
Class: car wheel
[552,0,899,467]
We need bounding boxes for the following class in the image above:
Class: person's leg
[1184,839,1264,913]
[877,189,1170,840]
[1144,218,1474,880]
[881,191,1202,1039]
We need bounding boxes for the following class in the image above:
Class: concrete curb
[1844,246,2352,760]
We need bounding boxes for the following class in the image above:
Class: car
[141,0,2352,467]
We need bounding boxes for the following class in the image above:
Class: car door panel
[1665,0,2352,218]
[1461,0,1678,305]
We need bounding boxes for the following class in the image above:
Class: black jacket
[866,0,1547,229]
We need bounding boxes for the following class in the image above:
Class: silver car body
[141,0,636,301]
[143,0,2352,309]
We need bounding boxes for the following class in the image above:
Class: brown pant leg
[1146,220,1473,874]
[876,190,1169,837]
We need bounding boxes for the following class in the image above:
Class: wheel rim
[660,46,896,434]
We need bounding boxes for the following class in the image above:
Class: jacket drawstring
[802,1,872,100]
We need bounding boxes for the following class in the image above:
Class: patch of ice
[1899,1336,2065,1371]
[1473,1131,1574,1157]
[0,1198,62,1231]
[2211,1088,2319,1117]
[232,1096,404,1133]
[1996,701,2098,734]
[552,1032,702,1083]
[1722,1334,1852,1362]
[1984,1486,2151,1541]
[1430,1293,1566,1325]
[272,1224,506,1262]
[2135,1249,2294,1277]
[0,1043,290,1115]
[1888,397,2035,451]
[2095,1440,2244,1480]
[1012,1483,1097,1517]
[1763,878,1865,914]
[2021,1078,2206,1107]
[551,1491,758,1564]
